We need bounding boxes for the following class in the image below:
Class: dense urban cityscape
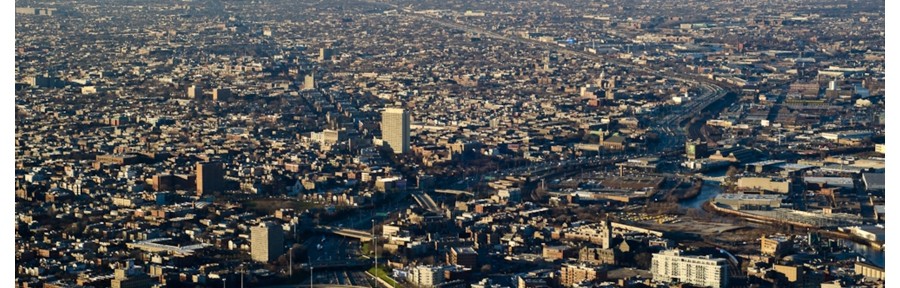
[14,0,886,287]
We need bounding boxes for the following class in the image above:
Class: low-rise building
[559,264,606,287]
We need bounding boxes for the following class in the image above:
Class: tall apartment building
[319,48,335,61]
[302,71,317,90]
[407,265,446,288]
[251,222,284,262]
[187,85,202,98]
[381,107,410,154]
[196,161,224,196]
[212,88,232,101]
[448,247,478,268]
[651,249,729,288]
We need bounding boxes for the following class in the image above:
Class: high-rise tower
[381,107,410,154]
[196,161,224,196]
[251,222,284,263]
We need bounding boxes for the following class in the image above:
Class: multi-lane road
[328,0,737,224]
[367,0,734,149]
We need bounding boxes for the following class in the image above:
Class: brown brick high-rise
[196,161,224,196]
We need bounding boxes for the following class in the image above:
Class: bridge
[697,174,727,182]
[434,189,474,197]
[302,260,370,270]
[411,192,441,213]
[315,226,373,242]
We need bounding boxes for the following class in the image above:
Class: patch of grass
[368,266,400,288]
[361,242,371,255]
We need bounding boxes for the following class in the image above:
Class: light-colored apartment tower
[381,107,410,154]
[651,249,729,288]
[187,85,202,98]
[302,71,317,90]
[251,222,284,263]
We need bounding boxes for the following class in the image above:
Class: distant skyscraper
[381,107,410,154]
[319,48,335,61]
[251,222,284,262]
[212,88,231,101]
[196,161,224,196]
[302,71,317,90]
[187,85,202,98]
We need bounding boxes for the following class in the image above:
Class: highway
[303,234,368,268]
[375,2,732,149]
[339,0,737,206]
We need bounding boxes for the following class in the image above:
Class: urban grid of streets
[15,0,886,288]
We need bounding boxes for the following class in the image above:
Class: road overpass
[315,226,373,242]
[434,189,474,197]
[410,192,441,212]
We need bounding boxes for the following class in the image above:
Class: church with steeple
[578,219,623,265]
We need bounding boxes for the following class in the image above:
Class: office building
[196,161,224,196]
[651,249,729,288]
[251,222,284,263]
[381,107,410,154]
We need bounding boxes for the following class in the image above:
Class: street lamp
[239,263,244,288]
[372,219,377,288]
[372,219,376,269]
[289,245,293,278]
